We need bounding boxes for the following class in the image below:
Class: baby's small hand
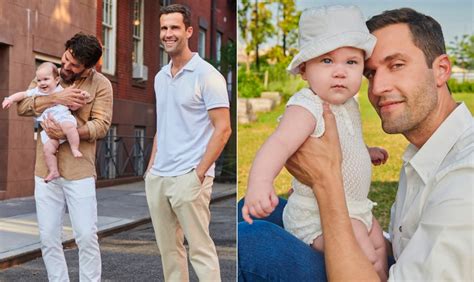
[2,98,12,109]
[368,146,389,166]
[242,184,279,224]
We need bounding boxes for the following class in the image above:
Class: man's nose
[370,71,392,96]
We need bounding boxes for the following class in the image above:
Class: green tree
[249,0,274,70]
[238,0,252,73]
[274,0,300,56]
[448,34,474,70]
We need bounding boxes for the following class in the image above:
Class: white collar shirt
[388,103,474,281]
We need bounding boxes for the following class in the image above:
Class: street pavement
[0,180,236,280]
[1,197,236,281]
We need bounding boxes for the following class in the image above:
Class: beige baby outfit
[282,88,375,244]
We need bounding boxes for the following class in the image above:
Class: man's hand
[368,147,389,166]
[53,87,87,109]
[195,167,206,184]
[285,103,342,188]
[242,183,279,224]
[41,113,65,140]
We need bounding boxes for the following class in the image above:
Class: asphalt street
[1,197,236,281]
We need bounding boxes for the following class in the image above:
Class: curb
[0,189,235,270]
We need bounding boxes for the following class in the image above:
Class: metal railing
[96,136,153,180]
[95,135,236,182]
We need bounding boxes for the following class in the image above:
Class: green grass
[238,82,474,230]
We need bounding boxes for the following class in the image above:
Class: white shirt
[151,53,229,177]
[388,103,474,281]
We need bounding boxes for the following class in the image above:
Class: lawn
[238,81,474,230]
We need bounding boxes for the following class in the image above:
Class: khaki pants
[145,170,221,282]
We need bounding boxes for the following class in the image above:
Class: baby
[2,62,89,182]
[242,5,388,281]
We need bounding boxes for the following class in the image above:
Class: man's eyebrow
[382,53,407,63]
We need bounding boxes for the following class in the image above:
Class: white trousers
[34,176,101,282]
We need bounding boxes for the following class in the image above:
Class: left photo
[0,1,237,281]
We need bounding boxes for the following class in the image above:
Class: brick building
[0,0,236,200]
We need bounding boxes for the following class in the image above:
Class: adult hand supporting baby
[41,113,65,140]
[53,87,86,109]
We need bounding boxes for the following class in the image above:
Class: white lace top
[283,88,374,244]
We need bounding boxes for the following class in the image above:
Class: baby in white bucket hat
[243,5,388,280]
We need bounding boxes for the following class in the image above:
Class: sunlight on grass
[238,80,473,230]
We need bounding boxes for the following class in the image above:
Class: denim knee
[238,220,327,281]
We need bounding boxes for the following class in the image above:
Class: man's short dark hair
[65,33,102,69]
[366,8,446,68]
[160,4,191,28]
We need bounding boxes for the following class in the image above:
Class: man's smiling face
[364,23,438,135]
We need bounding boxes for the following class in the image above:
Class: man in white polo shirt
[144,4,231,282]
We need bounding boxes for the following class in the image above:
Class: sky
[296,0,473,45]
[238,0,473,51]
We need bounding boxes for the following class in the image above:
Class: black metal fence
[95,135,236,182]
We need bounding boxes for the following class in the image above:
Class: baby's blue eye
[347,60,357,65]
[322,58,332,64]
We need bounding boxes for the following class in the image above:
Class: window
[216,31,222,63]
[159,0,171,6]
[159,45,169,69]
[104,125,118,179]
[102,0,117,74]
[198,28,206,58]
[132,0,144,65]
[133,127,145,175]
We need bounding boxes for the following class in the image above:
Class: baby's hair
[37,62,59,78]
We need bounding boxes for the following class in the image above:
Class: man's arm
[285,104,379,281]
[145,133,157,176]
[17,87,85,116]
[42,79,113,141]
[195,107,232,182]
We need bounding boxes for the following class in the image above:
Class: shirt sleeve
[201,70,229,110]
[85,77,113,142]
[388,166,474,281]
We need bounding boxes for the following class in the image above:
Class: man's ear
[300,63,307,80]
[186,26,193,39]
[432,54,451,87]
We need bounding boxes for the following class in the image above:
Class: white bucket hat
[287,5,376,75]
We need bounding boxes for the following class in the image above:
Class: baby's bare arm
[243,106,317,223]
[2,91,27,109]
[248,105,318,187]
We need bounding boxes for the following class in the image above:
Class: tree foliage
[274,0,300,56]
[448,34,474,70]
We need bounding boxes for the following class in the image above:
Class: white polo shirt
[388,103,473,281]
[151,53,229,177]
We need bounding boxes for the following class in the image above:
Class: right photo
[237,0,473,281]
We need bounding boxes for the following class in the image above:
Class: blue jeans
[237,198,327,281]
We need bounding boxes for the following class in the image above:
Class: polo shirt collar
[164,53,200,77]
[402,103,471,184]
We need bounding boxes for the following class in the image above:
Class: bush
[238,69,263,98]
[448,79,474,93]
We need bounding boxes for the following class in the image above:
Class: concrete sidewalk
[0,181,236,269]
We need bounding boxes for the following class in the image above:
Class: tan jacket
[17,69,113,180]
